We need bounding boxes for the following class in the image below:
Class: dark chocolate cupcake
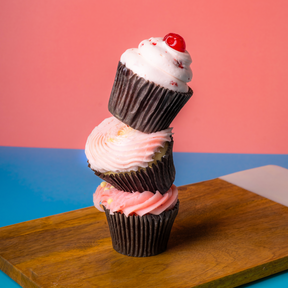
[85,116,175,194]
[94,182,179,257]
[108,34,193,133]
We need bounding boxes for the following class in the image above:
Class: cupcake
[94,182,179,257]
[85,116,175,194]
[108,33,193,133]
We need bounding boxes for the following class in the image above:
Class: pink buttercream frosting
[94,182,178,217]
[85,116,173,173]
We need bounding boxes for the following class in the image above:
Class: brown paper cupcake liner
[108,62,193,133]
[103,200,179,257]
[88,139,175,194]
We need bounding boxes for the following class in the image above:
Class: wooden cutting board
[1,178,288,288]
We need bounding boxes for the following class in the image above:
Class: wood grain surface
[1,179,288,288]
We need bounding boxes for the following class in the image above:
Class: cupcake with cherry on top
[109,33,193,133]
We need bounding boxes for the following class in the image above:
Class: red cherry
[163,33,186,52]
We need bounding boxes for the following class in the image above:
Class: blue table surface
[1,146,288,287]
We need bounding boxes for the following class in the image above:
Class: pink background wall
[0,0,288,153]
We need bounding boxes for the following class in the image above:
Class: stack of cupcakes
[85,33,193,257]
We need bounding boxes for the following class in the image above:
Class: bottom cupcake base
[103,201,179,257]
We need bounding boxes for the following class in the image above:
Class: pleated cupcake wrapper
[108,62,193,133]
[103,200,179,257]
[88,139,175,194]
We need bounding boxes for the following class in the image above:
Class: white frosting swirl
[85,117,173,173]
[120,37,192,92]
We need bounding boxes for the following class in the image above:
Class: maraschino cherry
[163,33,186,52]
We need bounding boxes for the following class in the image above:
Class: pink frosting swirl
[94,182,178,217]
[85,116,173,173]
